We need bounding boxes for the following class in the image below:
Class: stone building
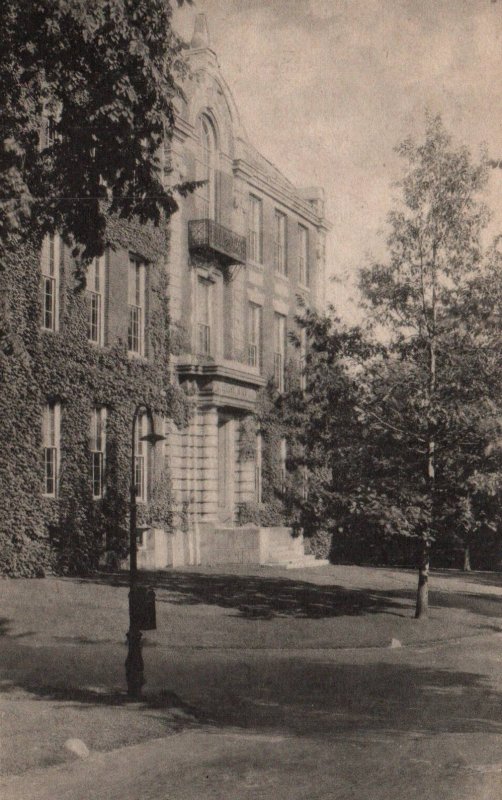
[153,15,331,568]
[8,13,330,576]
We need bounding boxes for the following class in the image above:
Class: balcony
[188,219,246,267]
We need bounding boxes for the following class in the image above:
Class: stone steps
[264,552,329,569]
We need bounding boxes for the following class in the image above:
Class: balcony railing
[188,219,246,266]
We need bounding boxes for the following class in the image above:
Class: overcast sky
[174,0,502,320]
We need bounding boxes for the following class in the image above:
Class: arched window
[198,115,218,220]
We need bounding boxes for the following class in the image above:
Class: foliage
[0,221,190,576]
[280,115,502,592]
[303,529,332,560]
[0,0,194,261]
[236,499,285,528]
[281,302,371,546]
[0,234,51,576]
[358,113,502,614]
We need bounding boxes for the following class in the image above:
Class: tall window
[90,407,107,499]
[128,257,146,356]
[274,313,286,392]
[248,302,262,369]
[255,432,263,503]
[298,225,309,286]
[274,211,287,275]
[197,276,211,355]
[248,195,262,263]
[87,256,105,345]
[300,327,307,391]
[134,412,149,502]
[41,234,60,331]
[42,402,60,497]
[199,116,217,220]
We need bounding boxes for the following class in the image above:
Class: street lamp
[125,403,165,698]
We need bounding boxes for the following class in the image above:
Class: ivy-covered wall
[0,219,190,577]
[0,233,47,576]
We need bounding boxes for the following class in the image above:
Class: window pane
[197,278,211,355]
[48,236,55,276]
[198,323,211,355]
[248,304,261,368]
[135,456,145,501]
[88,292,100,342]
[248,196,262,263]
[274,314,285,391]
[43,403,59,496]
[134,413,148,501]
[92,451,103,498]
[128,305,142,353]
[43,277,55,330]
[275,212,287,274]
[44,448,56,495]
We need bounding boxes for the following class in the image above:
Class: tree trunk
[463,545,471,572]
[417,267,436,621]
[415,541,430,619]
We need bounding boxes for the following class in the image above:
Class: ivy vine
[0,219,190,576]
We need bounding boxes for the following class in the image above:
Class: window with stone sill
[128,256,146,356]
[197,275,212,356]
[274,210,287,275]
[42,402,60,497]
[248,302,262,370]
[87,256,105,346]
[195,115,219,221]
[41,234,60,332]
[248,194,263,263]
[273,312,286,392]
[134,411,149,503]
[90,406,107,499]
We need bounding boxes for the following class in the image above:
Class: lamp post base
[125,628,144,698]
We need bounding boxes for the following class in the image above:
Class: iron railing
[188,219,246,266]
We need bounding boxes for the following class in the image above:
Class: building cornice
[233,157,331,231]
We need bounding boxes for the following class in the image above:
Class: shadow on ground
[74,570,411,619]
[72,568,502,621]
[2,619,502,738]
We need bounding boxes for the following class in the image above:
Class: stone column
[197,407,219,521]
[235,418,256,509]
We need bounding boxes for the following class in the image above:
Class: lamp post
[125,403,165,698]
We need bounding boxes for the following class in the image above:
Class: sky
[173,0,502,321]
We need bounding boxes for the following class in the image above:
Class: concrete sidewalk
[2,565,502,798]
[3,703,502,800]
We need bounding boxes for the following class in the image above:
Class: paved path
[2,566,502,798]
[3,633,502,800]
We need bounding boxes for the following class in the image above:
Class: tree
[282,302,370,555]
[0,0,193,261]
[359,113,502,617]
